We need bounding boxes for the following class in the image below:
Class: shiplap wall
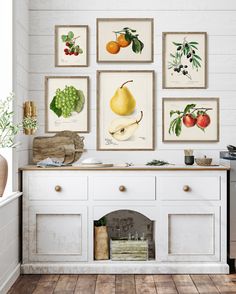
[13,0,29,188]
[28,0,236,164]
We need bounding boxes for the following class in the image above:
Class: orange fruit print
[105,27,144,55]
[106,41,120,54]
[117,34,131,47]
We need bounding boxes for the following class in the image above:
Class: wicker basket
[94,226,109,260]
[195,156,212,166]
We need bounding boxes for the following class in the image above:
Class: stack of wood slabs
[110,239,148,261]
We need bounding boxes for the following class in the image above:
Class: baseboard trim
[21,262,229,274]
[0,263,20,294]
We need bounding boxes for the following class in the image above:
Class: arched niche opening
[94,209,155,260]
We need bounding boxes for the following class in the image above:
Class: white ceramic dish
[81,157,102,165]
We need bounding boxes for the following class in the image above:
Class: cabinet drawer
[92,176,155,201]
[27,174,87,200]
[157,176,220,201]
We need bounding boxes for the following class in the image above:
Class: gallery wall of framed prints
[47,17,218,149]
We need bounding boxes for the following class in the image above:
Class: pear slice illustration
[110,80,136,115]
[109,111,143,141]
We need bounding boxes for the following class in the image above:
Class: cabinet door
[159,206,220,262]
[28,204,87,262]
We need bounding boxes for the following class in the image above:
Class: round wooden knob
[55,185,62,192]
[183,185,190,192]
[119,185,126,192]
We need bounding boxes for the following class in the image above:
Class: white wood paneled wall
[13,0,29,188]
[28,0,236,164]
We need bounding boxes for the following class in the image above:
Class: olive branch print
[168,38,202,80]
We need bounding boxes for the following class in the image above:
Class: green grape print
[50,85,85,118]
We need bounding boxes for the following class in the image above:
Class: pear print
[109,111,143,141]
[110,80,136,115]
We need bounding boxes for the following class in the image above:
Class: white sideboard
[21,165,229,274]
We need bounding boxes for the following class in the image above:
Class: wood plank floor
[8,274,236,294]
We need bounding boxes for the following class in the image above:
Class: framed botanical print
[45,76,89,133]
[55,25,88,67]
[163,32,207,89]
[96,18,154,63]
[162,98,219,142]
[97,70,155,150]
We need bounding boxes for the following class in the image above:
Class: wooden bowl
[195,157,212,166]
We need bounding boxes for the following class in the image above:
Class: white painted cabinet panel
[159,206,220,262]
[157,176,220,201]
[27,173,87,200]
[28,204,87,262]
[91,175,156,201]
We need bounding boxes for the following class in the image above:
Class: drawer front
[157,176,220,200]
[27,174,87,200]
[92,176,155,201]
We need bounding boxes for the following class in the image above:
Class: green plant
[146,159,170,166]
[22,116,38,130]
[168,38,202,80]
[94,217,107,227]
[0,93,21,148]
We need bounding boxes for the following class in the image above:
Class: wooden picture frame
[96,18,154,63]
[97,70,155,151]
[45,76,89,133]
[162,32,207,89]
[55,25,88,67]
[162,97,219,142]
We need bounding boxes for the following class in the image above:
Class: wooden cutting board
[33,131,84,163]
[56,131,84,163]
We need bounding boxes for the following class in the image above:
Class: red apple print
[183,114,197,127]
[168,103,213,137]
[197,113,211,129]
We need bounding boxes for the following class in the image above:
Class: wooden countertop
[20,164,230,171]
